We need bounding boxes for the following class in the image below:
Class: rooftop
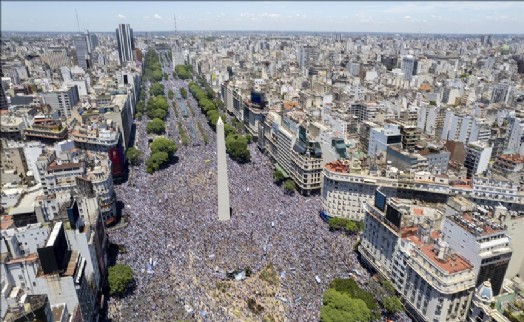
[47,160,83,171]
[448,207,506,237]
[407,235,473,274]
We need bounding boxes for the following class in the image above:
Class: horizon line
[2,29,524,36]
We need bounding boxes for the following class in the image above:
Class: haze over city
[2,1,524,34]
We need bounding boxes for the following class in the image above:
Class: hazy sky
[2,1,524,34]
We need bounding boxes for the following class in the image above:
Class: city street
[106,57,366,321]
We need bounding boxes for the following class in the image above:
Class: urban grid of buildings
[1,20,524,322]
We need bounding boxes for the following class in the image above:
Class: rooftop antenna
[75,9,81,32]
[173,14,177,48]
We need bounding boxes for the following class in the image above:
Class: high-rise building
[297,45,319,69]
[442,197,513,296]
[0,78,8,110]
[359,191,476,322]
[45,47,70,70]
[401,55,417,80]
[464,141,493,178]
[367,123,402,158]
[89,33,99,50]
[505,116,524,156]
[116,24,135,64]
[41,85,80,118]
[73,33,91,69]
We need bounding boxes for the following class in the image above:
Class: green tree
[273,169,285,183]
[168,89,174,100]
[150,137,177,158]
[383,296,403,315]
[224,123,236,138]
[175,65,191,79]
[344,220,359,234]
[380,279,396,296]
[329,278,378,313]
[150,108,166,120]
[146,118,165,134]
[135,112,142,120]
[152,70,163,82]
[145,151,169,174]
[150,95,168,111]
[225,134,251,163]
[320,289,371,322]
[125,147,142,166]
[108,264,133,296]
[328,218,362,234]
[136,101,144,113]
[283,179,296,194]
[180,88,187,99]
[150,83,165,97]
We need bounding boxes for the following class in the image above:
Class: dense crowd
[105,75,412,322]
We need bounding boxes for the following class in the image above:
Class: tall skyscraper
[73,33,91,69]
[401,55,417,80]
[0,79,8,110]
[116,24,134,64]
[216,117,230,221]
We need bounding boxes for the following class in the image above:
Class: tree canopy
[175,64,192,79]
[226,134,251,163]
[328,278,378,313]
[328,218,363,234]
[283,179,296,194]
[150,83,166,98]
[320,289,371,322]
[125,147,142,165]
[383,296,403,315]
[146,118,166,134]
[108,264,133,296]
[273,169,285,183]
[180,87,187,99]
[188,77,251,163]
[150,137,177,158]
[145,151,169,174]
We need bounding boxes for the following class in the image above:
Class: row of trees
[188,79,251,163]
[143,49,163,82]
[177,121,188,146]
[146,118,165,134]
[180,87,187,99]
[174,64,192,80]
[272,169,296,194]
[145,137,177,173]
[146,95,168,120]
[327,217,364,234]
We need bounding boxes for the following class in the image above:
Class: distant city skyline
[2,1,524,34]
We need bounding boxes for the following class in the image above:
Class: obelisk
[216,116,230,221]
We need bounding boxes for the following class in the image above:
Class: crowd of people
[105,74,412,322]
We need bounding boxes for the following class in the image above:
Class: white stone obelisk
[217,116,230,221]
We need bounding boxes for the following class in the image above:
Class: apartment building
[359,191,475,322]
[321,160,524,221]
[368,123,402,159]
[69,118,125,179]
[442,197,513,296]
[464,141,493,178]
[41,85,79,118]
[263,111,323,195]
[23,116,68,143]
